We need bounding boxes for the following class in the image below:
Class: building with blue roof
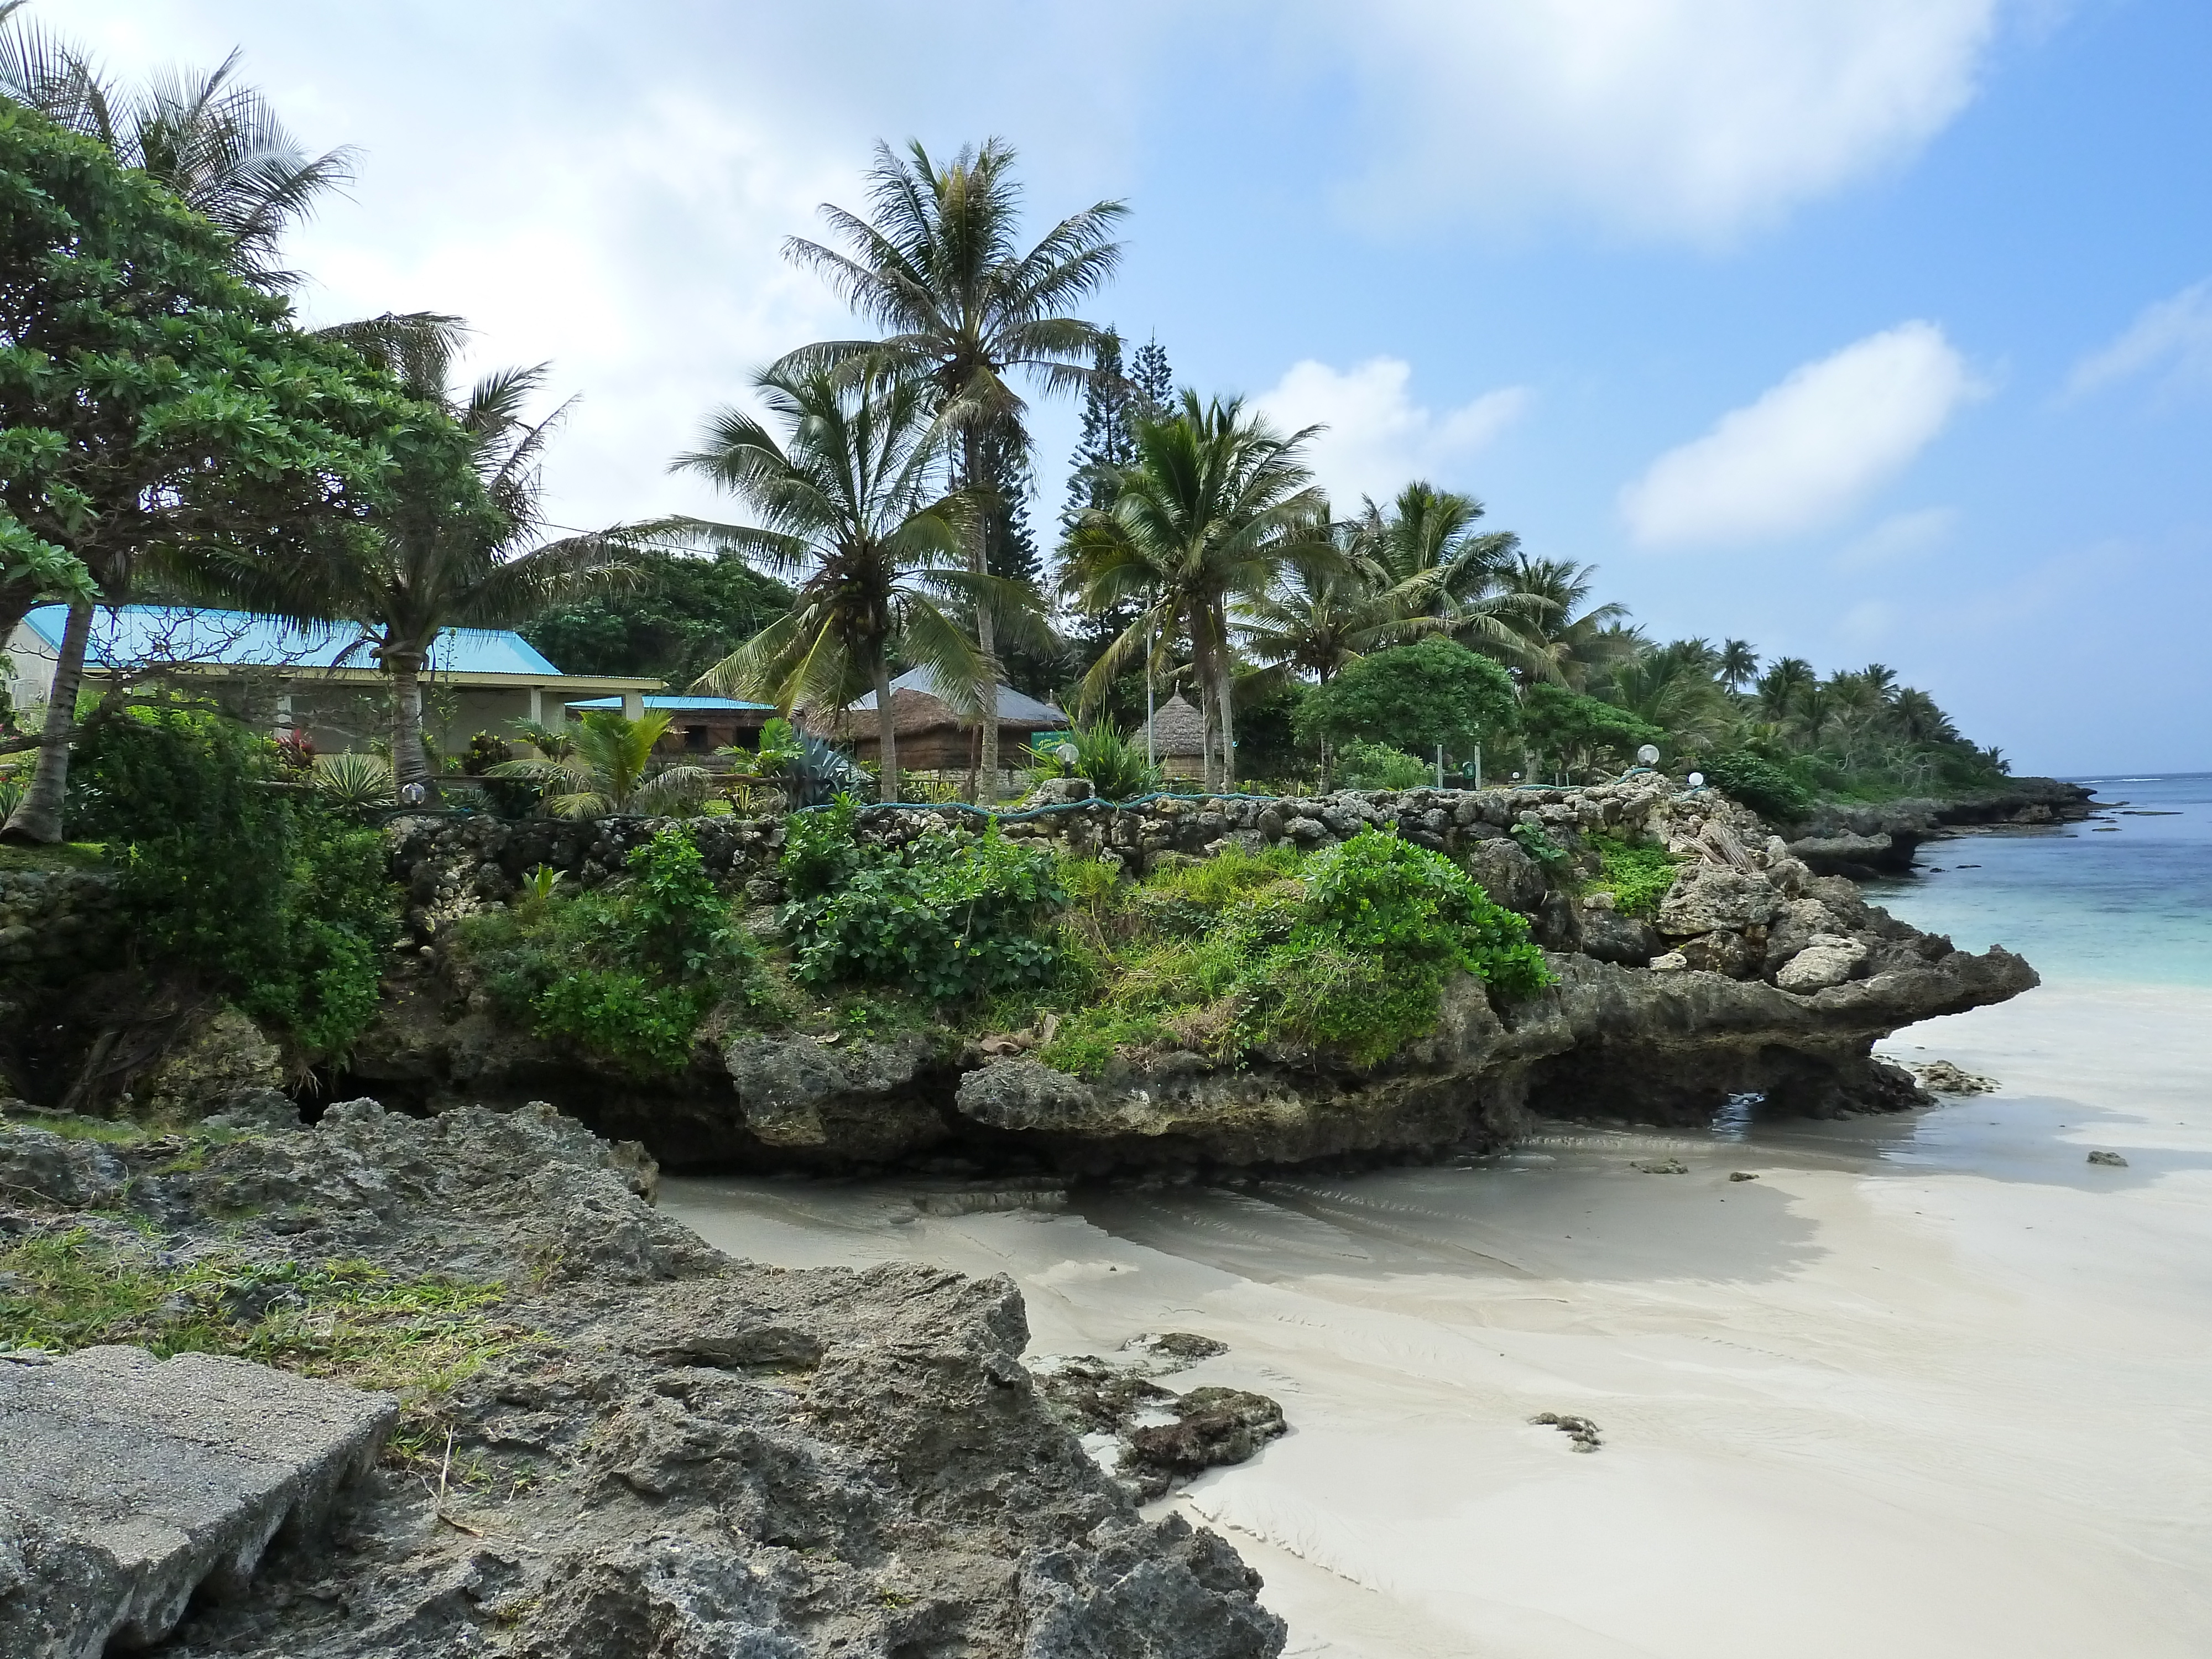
[6,605,661,755]
[565,693,778,753]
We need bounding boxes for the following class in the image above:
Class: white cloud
[1835,506,1958,571]
[1313,0,2006,241]
[1621,322,1978,547]
[1252,359,1527,508]
[2068,279,2212,398]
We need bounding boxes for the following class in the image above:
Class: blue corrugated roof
[23,605,568,677]
[567,695,775,712]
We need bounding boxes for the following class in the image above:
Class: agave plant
[490,709,711,819]
[312,751,397,812]
[1024,719,1161,801]
[721,718,872,810]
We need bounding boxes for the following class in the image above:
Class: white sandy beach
[665,979,2212,1658]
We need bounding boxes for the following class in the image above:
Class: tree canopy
[0,101,446,838]
[1295,637,1521,762]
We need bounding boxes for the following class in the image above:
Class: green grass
[0,841,107,873]
[0,1108,255,1150]
[0,1230,528,1457]
[1582,836,1681,919]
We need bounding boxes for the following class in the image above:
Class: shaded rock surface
[0,1104,1285,1658]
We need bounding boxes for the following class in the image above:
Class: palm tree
[1597,639,1734,752]
[184,352,639,797]
[1718,638,1760,693]
[1,6,351,290]
[1066,394,1332,790]
[1756,657,1817,718]
[776,138,1125,799]
[1349,483,1537,656]
[491,709,709,818]
[1495,555,1632,687]
[671,365,1029,805]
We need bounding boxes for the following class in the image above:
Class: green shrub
[1705,750,1815,823]
[1509,820,1570,867]
[65,703,394,1057]
[1040,831,1552,1074]
[1584,835,1679,919]
[780,820,1069,1003]
[1024,719,1163,802]
[456,824,760,1075]
[1334,740,1433,791]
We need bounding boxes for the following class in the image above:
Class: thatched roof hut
[815,666,1067,773]
[1147,691,1207,780]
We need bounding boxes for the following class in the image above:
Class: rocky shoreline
[0,1100,1288,1657]
[345,778,2038,1176]
[1783,776,2094,877]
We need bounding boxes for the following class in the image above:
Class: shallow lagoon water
[667,774,2212,1657]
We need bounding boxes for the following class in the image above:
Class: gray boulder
[0,1347,395,1658]
[1657,865,1779,937]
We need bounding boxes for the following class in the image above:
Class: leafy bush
[1024,718,1163,801]
[1705,750,1815,823]
[1583,835,1679,918]
[1334,740,1432,791]
[1041,830,1552,1074]
[65,703,394,1057]
[1295,638,1520,759]
[780,816,1069,1003]
[1521,683,1664,775]
[455,824,761,1075]
[1509,821,1571,867]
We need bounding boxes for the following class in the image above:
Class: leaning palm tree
[777,138,1125,797]
[181,356,639,797]
[1067,394,1333,791]
[492,709,709,818]
[671,365,1033,805]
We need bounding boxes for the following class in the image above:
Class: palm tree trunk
[964,427,1001,806]
[1190,628,1221,793]
[388,653,433,801]
[873,657,900,804]
[2,599,94,844]
[1211,614,1237,792]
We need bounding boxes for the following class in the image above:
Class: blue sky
[63,1,2212,773]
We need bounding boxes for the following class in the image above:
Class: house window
[684,724,709,750]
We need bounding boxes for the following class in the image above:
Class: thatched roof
[1147,691,1206,757]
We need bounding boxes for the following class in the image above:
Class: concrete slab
[0,1345,397,1658]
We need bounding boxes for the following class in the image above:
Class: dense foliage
[455,825,763,1075]
[1023,719,1162,801]
[65,705,394,1056]
[1582,836,1680,919]
[1295,638,1521,765]
[1703,749,1818,823]
[523,549,793,688]
[779,803,1070,1002]
[1333,740,1434,791]
[1040,830,1551,1074]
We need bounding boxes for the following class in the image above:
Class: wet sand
[665,980,2212,1657]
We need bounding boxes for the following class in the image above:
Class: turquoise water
[1864,773,2212,988]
